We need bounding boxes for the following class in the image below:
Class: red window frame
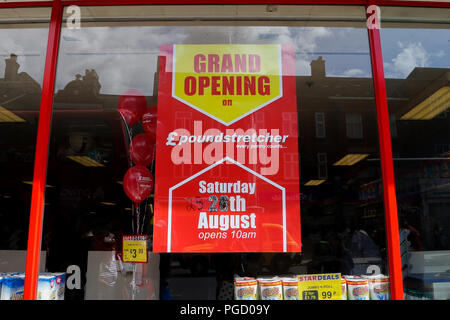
[0,0,448,301]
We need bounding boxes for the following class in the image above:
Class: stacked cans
[0,272,66,300]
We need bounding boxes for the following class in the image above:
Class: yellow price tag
[298,273,342,300]
[122,235,148,263]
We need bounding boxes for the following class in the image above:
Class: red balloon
[142,107,157,140]
[118,89,147,127]
[130,133,154,166]
[123,165,153,204]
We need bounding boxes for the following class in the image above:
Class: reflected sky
[0,28,49,87]
[55,26,373,96]
[2,24,448,96]
[381,28,450,79]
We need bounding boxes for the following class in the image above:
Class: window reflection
[381,6,450,300]
[40,6,389,300]
[0,8,50,299]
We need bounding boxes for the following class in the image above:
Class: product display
[234,277,258,300]
[258,277,283,300]
[282,277,299,300]
[234,274,391,300]
[0,273,66,300]
[345,276,370,300]
[0,273,24,300]
[55,272,66,300]
[362,274,390,300]
[341,276,347,300]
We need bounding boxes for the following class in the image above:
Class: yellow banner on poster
[122,235,148,263]
[173,44,282,125]
[298,273,342,300]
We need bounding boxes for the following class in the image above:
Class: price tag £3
[122,235,148,263]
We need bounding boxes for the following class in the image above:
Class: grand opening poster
[153,44,301,253]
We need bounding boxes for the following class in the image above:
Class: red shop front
[0,0,448,301]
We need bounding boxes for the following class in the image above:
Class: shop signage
[153,44,301,253]
[298,273,342,300]
[122,235,148,263]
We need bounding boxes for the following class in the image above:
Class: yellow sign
[298,273,342,300]
[172,44,282,126]
[122,235,148,263]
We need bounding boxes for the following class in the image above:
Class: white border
[167,156,286,252]
[171,45,284,126]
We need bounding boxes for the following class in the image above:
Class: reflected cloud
[56,25,373,96]
[390,42,430,78]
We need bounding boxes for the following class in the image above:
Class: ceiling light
[23,181,54,188]
[0,106,26,123]
[67,155,104,167]
[401,86,449,120]
[304,179,326,186]
[100,202,116,206]
[333,154,369,166]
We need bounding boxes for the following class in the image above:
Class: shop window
[380,6,450,300]
[0,7,50,298]
[37,4,389,301]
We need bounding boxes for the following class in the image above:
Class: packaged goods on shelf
[37,274,57,300]
[37,273,67,300]
[281,277,299,300]
[234,276,258,300]
[343,274,390,300]
[341,276,347,300]
[0,272,67,300]
[0,273,4,295]
[54,273,66,300]
[0,274,24,300]
[344,276,370,300]
[362,274,390,300]
[234,273,390,300]
[257,277,283,300]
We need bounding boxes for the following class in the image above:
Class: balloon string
[131,202,135,234]
[136,203,140,235]
[119,113,134,167]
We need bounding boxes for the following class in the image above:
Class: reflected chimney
[310,56,326,78]
[4,53,19,81]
